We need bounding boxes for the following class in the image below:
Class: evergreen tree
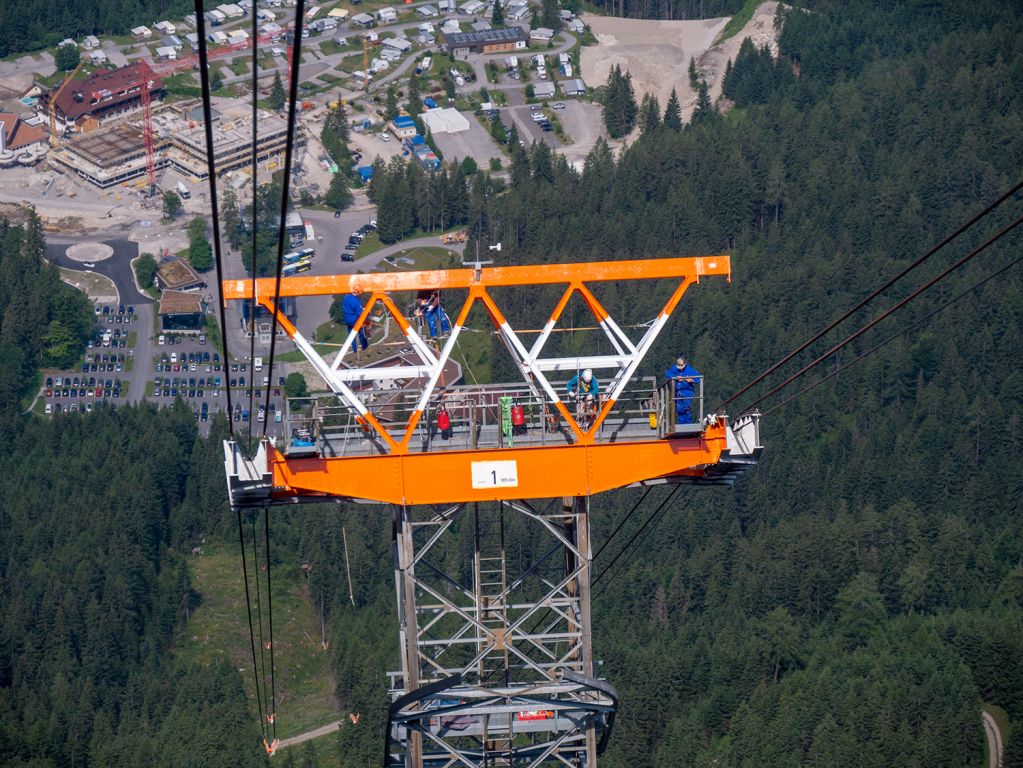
[385,83,400,122]
[541,0,561,29]
[221,186,241,249]
[691,79,714,125]
[186,217,212,272]
[638,93,661,134]
[492,0,505,26]
[324,172,353,210]
[269,71,286,111]
[407,72,423,117]
[663,87,683,131]
[688,55,699,88]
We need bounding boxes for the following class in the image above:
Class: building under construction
[47,101,301,189]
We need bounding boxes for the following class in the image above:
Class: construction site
[48,100,300,189]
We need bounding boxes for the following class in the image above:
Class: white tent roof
[422,107,470,134]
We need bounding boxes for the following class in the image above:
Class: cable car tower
[223,256,761,767]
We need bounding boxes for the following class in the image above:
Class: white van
[254,356,264,372]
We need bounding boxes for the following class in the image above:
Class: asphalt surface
[46,237,152,307]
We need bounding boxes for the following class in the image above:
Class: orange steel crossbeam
[221,256,730,301]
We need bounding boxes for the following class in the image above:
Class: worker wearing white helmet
[566,368,599,400]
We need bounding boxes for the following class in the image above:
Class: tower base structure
[385,497,613,768]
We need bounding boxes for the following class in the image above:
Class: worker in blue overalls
[664,355,701,425]
[342,287,369,353]
[422,288,450,338]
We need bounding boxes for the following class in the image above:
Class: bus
[283,247,315,264]
[283,258,312,275]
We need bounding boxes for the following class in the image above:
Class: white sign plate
[471,460,519,489]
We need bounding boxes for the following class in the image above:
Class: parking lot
[431,115,505,166]
[505,104,563,148]
[149,333,288,431]
[41,302,141,415]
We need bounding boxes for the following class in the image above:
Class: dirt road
[983,709,1004,768]
[277,720,342,749]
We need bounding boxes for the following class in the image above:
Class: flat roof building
[442,26,527,54]
[532,82,555,99]
[159,290,208,331]
[352,12,375,26]
[156,258,205,292]
[531,27,554,42]
[563,78,585,95]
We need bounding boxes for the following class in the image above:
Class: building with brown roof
[156,258,205,292]
[43,64,164,133]
[159,290,208,331]
[0,113,47,151]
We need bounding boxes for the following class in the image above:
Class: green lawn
[175,544,339,741]
[354,232,385,258]
[380,246,458,272]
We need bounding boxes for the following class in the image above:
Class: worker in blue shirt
[342,287,369,353]
[664,355,701,425]
[566,369,599,400]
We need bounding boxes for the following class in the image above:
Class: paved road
[46,237,152,306]
[983,710,1003,768]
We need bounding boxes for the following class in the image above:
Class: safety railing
[278,375,706,457]
[654,376,704,438]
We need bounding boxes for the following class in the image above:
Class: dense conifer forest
[319,0,1023,765]
[2,0,1023,766]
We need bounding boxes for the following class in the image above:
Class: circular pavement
[66,242,114,263]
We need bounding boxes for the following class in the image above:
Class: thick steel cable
[592,485,685,590]
[250,511,270,727]
[235,507,267,743]
[192,0,235,435]
[246,0,260,451]
[262,0,307,437]
[719,177,1023,410]
[743,213,1023,413]
[593,486,653,560]
[764,239,1023,417]
[263,506,278,741]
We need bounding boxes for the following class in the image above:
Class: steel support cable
[246,0,260,452]
[235,507,267,743]
[192,0,235,436]
[262,0,308,437]
[263,506,278,740]
[764,235,1023,417]
[743,213,1023,413]
[250,511,270,727]
[592,485,686,591]
[718,177,1023,411]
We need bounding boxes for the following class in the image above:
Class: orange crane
[48,58,87,146]
[222,257,761,767]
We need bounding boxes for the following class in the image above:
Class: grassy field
[175,544,340,741]
[379,246,458,272]
[59,268,118,301]
[716,0,761,43]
